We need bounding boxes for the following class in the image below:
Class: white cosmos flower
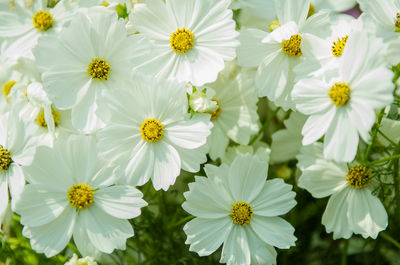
[0,110,37,222]
[130,0,239,86]
[19,82,75,147]
[96,76,213,191]
[297,142,388,239]
[205,65,259,160]
[15,135,147,257]
[33,7,147,132]
[183,153,297,265]
[0,0,76,60]
[292,31,394,162]
[237,0,331,109]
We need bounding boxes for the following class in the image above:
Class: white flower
[0,110,37,222]
[18,82,75,146]
[96,76,212,191]
[292,31,394,162]
[297,142,388,239]
[130,0,239,86]
[183,154,297,265]
[205,66,259,160]
[15,135,147,257]
[237,0,331,109]
[0,0,76,60]
[270,112,307,164]
[65,254,98,265]
[33,8,146,132]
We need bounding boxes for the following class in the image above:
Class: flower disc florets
[395,13,400,32]
[0,145,11,171]
[141,118,164,143]
[32,10,54,31]
[281,34,302,57]
[87,58,111,81]
[170,28,195,54]
[36,109,61,127]
[328,82,351,106]
[332,35,348,57]
[346,165,371,189]
[67,184,94,210]
[230,201,253,226]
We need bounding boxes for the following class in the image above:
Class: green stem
[341,240,348,265]
[394,141,400,226]
[381,232,400,249]
[364,109,386,162]
[377,128,397,146]
[249,107,281,145]
[172,215,195,228]
[367,154,400,166]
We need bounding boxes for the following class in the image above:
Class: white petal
[84,205,134,254]
[237,28,269,67]
[301,107,336,145]
[292,79,332,115]
[151,142,181,191]
[348,188,388,239]
[22,207,76,257]
[245,228,277,265]
[250,215,296,249]
[228,154,268,203]
[165,114,212,149]
[220,225,251,265]
[94,186,147,219]
[184,217,232,256]
[252,179,297,216]
[275,0,310,25]
[322,187,353,239]
[15,184,68,227]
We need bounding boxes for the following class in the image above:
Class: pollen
[269,20,280,32]
[328,82,351,106]
[36,108,61,128]
[230,201,253,226]
[396,13,400,32]
[346,165,371,189]
[2,80,16,99]
[87,58,111,81]
[170,28,195,54]
[281,34,302,57]
[0,145,12,172]
[32,10,54,31]
[332,35,348,57]
[210,99,221,120]
[141,118,164,143]
[67,184,94,210]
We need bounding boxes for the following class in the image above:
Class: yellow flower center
[328,82,351,106]
[0,145,11,172]
[230,201,253,226]
[307,3,316,18]
[67,184,94,210]
[170,28,195,54]
[281,34,302,57]
[32,10,54,31]
[141,118,164,143]
[346,165,371,189]
[210,99,221,120]
[101,1,109,6]
[332,35,348,57]
[2,80,16,99]
[396,13,400,32]
[36,108,61,127]
[269,20,280,32]
[87,58,111,81]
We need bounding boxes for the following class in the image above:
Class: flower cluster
[0,0,400,264]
